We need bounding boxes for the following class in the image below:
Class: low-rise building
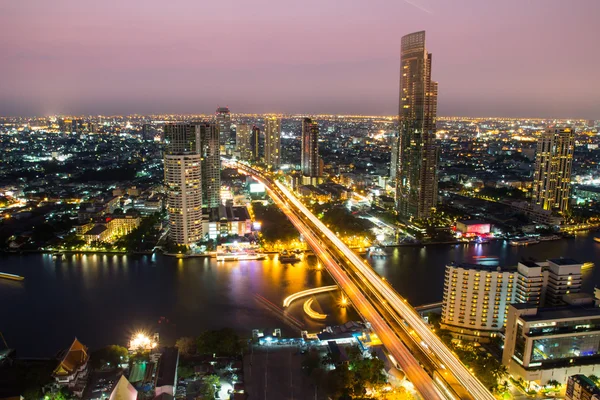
[79,214,141,244]
[455,220,491,235]
[503,299,600,386]
[52,338,89,397]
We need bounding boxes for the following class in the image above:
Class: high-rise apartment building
[264,116,281,169]
[216,107,232,155]
[251,125,260,161]
[566,375,600,400]
[301,117,320,184]
[441,263,516,341]
[395,31,439,220]
[235,124,252,161]
[195,122,221,209]
[532,127,574,213]
[390,135,398,181]
[164,123,203,245]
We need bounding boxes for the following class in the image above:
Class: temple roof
[53,338,89,377]
[110,375,138,400]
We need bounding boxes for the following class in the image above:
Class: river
[1,232,600,356]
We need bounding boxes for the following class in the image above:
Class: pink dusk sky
[1,0,599,118]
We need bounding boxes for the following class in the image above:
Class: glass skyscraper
[395,31,439,220]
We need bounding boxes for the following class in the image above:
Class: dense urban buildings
[532,127,575,213]
[395,30,439,220]
[301,117,320,184]
[164,123,203,244]
[264,116,281,169]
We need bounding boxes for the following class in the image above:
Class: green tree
[90,345,128,369]
[178,364,195,380]
[196,328,242,357]
[176,336,197,357]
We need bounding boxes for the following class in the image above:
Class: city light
[128,331,157,351]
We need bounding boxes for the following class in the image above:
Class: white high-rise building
[164,124,203,245]
[264,116,281,169]
[441,258,583,342]
[441,263,516,341]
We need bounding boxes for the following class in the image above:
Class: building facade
[532,127,575,213]
[301,117,320,184]
[196,122,221,210]
[164,123,203,245]
[566,375,600,400]
[264,116,281,169]
[216,106,232,155]
[515,259,582,307]
[236,124,252,161]
[395,31,439,220]
[441,263,516,341]
[251,125,260,161]
[503,302,600,385]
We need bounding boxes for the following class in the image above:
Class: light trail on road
[270,177,495,400]
[283,285,338,308]
[238,165,445,400]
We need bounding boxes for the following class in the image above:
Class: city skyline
[1,1,599,119]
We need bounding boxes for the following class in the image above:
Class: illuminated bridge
[230,159,495,400]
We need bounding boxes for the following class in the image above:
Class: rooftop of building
[156,347,179,387]
[84,224,108,236]
[548,257,581,266]
[449,262,517,272]
[570,374,600,394]
[518,304,600,322]
[53,338,88,377]
[456,219,490,225]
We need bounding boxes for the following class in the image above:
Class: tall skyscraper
[216,107,232,155]
[264,116,281,169]
[195,122,221,209]
[301,118,320,184]
[532,127,574,213]
[251,125,260,161]
[164,123,203,245]
[395,31,439,220]
[390,135,398,181]
[235,124,252,161]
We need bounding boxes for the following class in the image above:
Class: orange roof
[53,338,89,376]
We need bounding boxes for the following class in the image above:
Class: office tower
[532,127,574,213]
[216,106,232,154]
[235,124,252,161]
[251,125,260,161]
[390,135,398,181]
[503,299,600,385]
[164,123,203,245]
[441,263,516,342]
[264,116,281,169]
[395,31,439,220]
[301,118,320,184]
[195,122,221,209]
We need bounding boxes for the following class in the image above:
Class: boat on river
[594,236,600,243]
[216,252,266,262]
[538,234,562,242]
[0,272,24,281]
[368,246,387,257]
[509,237,540,246]
[279,250,300,264]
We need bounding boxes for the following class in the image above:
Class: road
[233,161,495,400]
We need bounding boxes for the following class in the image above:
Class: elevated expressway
[233,161,494,400]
